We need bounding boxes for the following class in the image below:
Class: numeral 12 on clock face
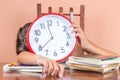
[26,13,77,62]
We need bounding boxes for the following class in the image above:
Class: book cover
[69,55,120,65]
[3,62,43,73]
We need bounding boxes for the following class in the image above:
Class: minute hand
[42,37,52,49]
[42,26,53,49]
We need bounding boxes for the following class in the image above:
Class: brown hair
[16,22,31,55]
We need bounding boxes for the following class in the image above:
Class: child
[16,22,64,77]
[16,22,118,77]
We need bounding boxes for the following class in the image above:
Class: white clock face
[26,13,77,62]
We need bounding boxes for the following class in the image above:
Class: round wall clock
[26,13,77,62]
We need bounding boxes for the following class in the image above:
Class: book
[3,62,69,73]
[66,61,119,73]
[68,55,120,66]
[3,63,43,73]
[66,55,120,73]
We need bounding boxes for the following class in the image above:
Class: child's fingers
[51,62,59,76]
[72,28,79,33]
[47,61,54,76]
[37,60,49,74]
[70,24,80,28]
[58,64,64,77]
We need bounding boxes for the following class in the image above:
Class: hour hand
[41,26,53,50]
[48,26,53,39]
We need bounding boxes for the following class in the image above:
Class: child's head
[16,22,31,55]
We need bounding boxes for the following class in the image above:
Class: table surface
[1,63,120,80]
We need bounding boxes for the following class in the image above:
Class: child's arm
[17,51,64,77]
[16,22,64,77]
[71,24,119,56]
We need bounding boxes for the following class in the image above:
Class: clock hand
[48,26,53,39]
[42,37,52,49]
[42,26,53,49]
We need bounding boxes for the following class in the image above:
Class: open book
[3,63,43,73]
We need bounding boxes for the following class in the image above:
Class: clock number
[34,29,41,36]
[47,20,52,27]
[57,21,59,26]
[66,41,69,46]
[54,51,57,56]
[34,37,39,43]
[66,33,70,39]
[45,49,48,56]
[40,23,45,29]
[38,44,42,51]
[61,47,65,53]
[62,25,67,32]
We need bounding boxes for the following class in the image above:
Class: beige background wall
[0,0,120,63]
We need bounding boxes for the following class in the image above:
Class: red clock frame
[26,13,78,62]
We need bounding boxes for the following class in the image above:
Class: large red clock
[26,13,77,62]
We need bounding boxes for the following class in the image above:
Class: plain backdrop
[0,0,120,63]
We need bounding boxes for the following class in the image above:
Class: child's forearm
[17,51,38,65]
[83,39,119,56]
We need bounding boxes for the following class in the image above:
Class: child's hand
[36,56,64,77]
[71,24,86,40]
[71,24,89,49]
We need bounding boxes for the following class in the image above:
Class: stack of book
[66,55,120,73]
